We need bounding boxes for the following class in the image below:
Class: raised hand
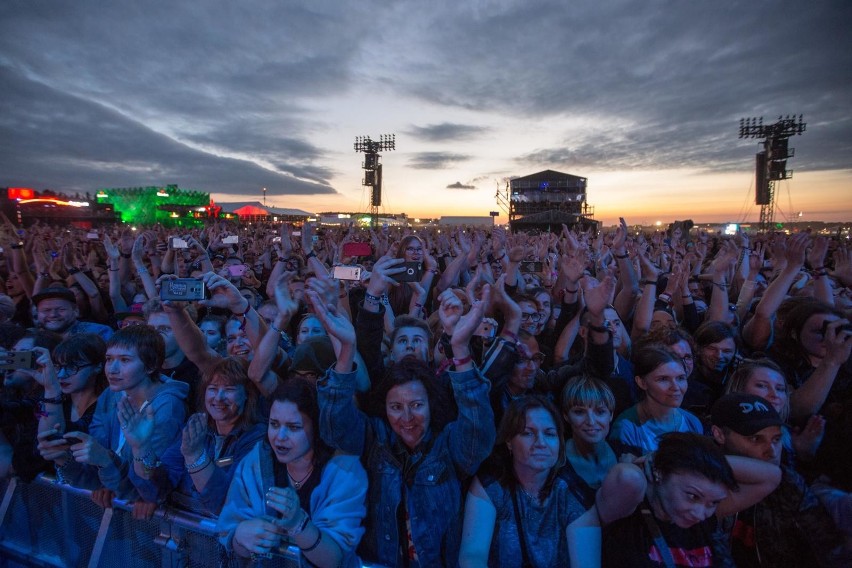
[273,271,299,322]
[180,412,208,465]
[117,396,156,451]
[581,274,615,317]
[451,284,492,348]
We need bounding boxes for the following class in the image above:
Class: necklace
[520,486,540,503]
[287,464,314,490]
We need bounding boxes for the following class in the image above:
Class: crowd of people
[1,215,851,567]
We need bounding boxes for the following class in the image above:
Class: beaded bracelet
[185,451,208,471]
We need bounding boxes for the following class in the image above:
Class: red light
[8,187,35,199]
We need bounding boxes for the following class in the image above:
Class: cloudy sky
[1,0,850,225]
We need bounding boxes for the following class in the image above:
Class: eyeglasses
[56,363,94,375]
[520,312,542,322]
[516,352,545,366]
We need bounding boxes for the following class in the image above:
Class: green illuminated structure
[95,185,211,227]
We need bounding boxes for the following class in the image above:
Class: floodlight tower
[739,115,805,231]
[354,134,396,228]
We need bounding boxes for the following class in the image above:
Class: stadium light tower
[739,115,805,231]
[354,134,396,228]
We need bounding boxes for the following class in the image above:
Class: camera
[395,262,422,282]
[160,279,206,302]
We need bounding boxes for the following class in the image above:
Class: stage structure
[2,187,118,228]
[354,134,395,228]
[738,115,805,231]
[496,170,598,234]
[95,185,212,227]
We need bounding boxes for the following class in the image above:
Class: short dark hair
[632,346,684,378]
[654,432,738,491]
[53,333,107,394]
[694,320,736,348]
[390,315,431,345]
[107,325,165,379]
[374,357,452,432]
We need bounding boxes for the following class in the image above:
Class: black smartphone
[395,262,422,282]
[160,279,206,301]
[520,261,543,273]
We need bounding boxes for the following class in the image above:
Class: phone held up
[160,279,206,302]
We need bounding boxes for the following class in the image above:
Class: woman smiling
[125,357,265,516]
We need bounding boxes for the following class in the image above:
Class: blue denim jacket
[318,366,495,568]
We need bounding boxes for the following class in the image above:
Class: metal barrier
[0,476,301,568]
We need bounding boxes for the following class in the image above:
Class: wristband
[564,287,579,294]
[186,458,212,474]
[300,528,322,552]
[136,454,162,471]
[121,253,131,259]
[39,272,51,278]
[67,267,81,275]
[108,268,119,272]
[614,252,629,260]
[11,243,23,250]
[364,292,382,305]
[233,300,251,317]
[285,511,311,536]
[185,450,208,471]
[269,323,283,334]
[640,279,657,286]
[451,355,472,368]
[657,293,673,305]
[305,250,317,260]
[39,394,64,405]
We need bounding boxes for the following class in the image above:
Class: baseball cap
[32,286,77,306]
[290,336,336,375]
[711,393,783,436]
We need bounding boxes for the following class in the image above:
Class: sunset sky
[1,1,850,226]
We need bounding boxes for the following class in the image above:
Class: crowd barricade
[0,475,302,567]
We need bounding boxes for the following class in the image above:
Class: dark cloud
[407,123,490,142]
[446,181,476,190]
[408,152,472,170]
[0,66,335,196]
[0,0,849,199]
[393,1,852,172]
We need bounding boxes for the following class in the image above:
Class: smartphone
[160,279,206,301]
[170,237,189,249]
[821,320,852,337]
[222,235,239,244]
[343,242,372,257]
[292,231,301,237]
[312,235,319,244]
[332,266,362,281]
[520,261,543,273]
[86,232,99,240]
[0,350,34,371]
[227,264,248,277]
[395,262,422,282]
[474,318,497,338]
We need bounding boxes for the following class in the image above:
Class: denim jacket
[317,366,496,568]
